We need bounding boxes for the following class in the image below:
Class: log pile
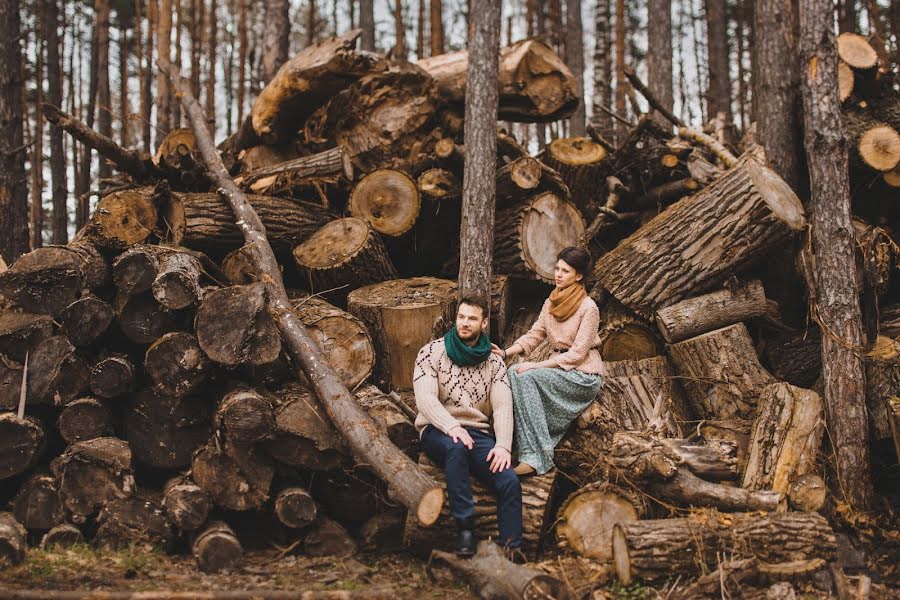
[2,28,893,596]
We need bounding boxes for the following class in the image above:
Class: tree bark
[205,0,217,139]
[46,0,68,245]
[654,279,768,343]
[430,0,443,55]
[216,388,276,444]
[144,331,211,397]
[30,27,45,251]
[0,414,44,480]
[162,475,210,531]
[12,474,65,532]
[704,0,733,129]
[51,437,134,519]
[348,170,421,236]
[157,0,173,136]
[591,0,613,139]
[360,0,375,51]
[191,437,274,510]
[274,487,317,529]
[799,0,873,508]
[555,480,646,560]
[125,389,213,468]
[89,355,134,399]
[142,0,156,152]
[262,0,290,83]
[0,0,29,262]
[0,513,27,564]
[646,0,673,128]
[95,494,175,551]
[565,0,586,136]
[192,521,242,573]
[394,0,407,58]
[195,283,281,367]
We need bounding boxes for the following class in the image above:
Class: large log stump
[598,299,664,361]
[58,397,112,444]
[347,277,457,390]
[191,437,274,511]
[7,335,89,407]
[655,279,768,343]
[612,511,837,585]
[863,337,900,442]
[113,244,204,309]
[304,516,358,557]
[555,481,646,560]
[195,283,281,367]
[144,332,211,397]
[215,388,276,444]
[86,188,160,250]
[192,520,243,573]
[94,494,175,551]
[124,390,213,469]
[349,169,421,237]
[0,310,53,362]
[0,413,44,480]
[404,456,557,560]
[0,512,27,564]
[416,39,578,122]
[843,110,900,172]
[89,355,134,399]
[591,161,806,318]
[162,475,210,532]
[667,323,777,420]
[742,383,824,492]
[292,217,397,299]
[274,486,317,529]
[59,295,114,347]
[493,192,585,284]
[12,474,64,531]
[543,137,608,216]
[114,292,184,345]
[51,437,134,519]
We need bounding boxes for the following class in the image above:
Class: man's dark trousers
[420,425,523,549]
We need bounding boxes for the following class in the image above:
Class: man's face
[456,303,487,343]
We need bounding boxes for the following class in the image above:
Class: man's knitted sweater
[412,338,513,452]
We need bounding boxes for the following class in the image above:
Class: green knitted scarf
[444,326,492,366]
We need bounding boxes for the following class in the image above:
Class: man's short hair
[458,296,488,319]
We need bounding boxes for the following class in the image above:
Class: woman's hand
[512,361,539,373]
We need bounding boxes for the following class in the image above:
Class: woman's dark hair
[557,246,592,276]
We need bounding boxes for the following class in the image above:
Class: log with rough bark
[0,512,27,564]
[162,57,445,527]
[354,385,418,456]
[598,299,664,361]
[191,437,274,511]
[493,192,585,284]
[347,277,457,390]
[490,275,511,341]
[40,523,84,549]
[788,473,827,512]
[591,161,806,318]
[655,279,768,343]
[144,332,211,397]
[0,311,53,362]
[89,355,134,399]
[863,337,900,442]
[58,397,112,444]
[304,516,358,557]
[0,238,109,315]
[262,382,346,471]
[288,294,376,391]
[215,388,276,444]
[162,475,210,532]
[555,481,647,560]
[427,541,566,599]
[0,413,44,480]
[843,110,900,172]
[58,295,114,347]
[250,30,385,145]
[611,511,837,585]
[114,292,184,345]
[124,390,213,469]
[12,474,64,531]
[164,192,333,256]
[51,437,134,518]
[417,39,578,122]
[195,283,281,367]
[348,169,421,237]
[542,137,608,216]
[742,383,824,492]
[494,157,542,205]
[404,456,557,559]
[87,188,161,251]
[274,487,317,529]
[698,419,753,476]
[667,323,777,420]
[609,431,784,512]
[192,520,243,573]
[764,328,822,388]
[94,494,175,551]
[17,335,89,407]
[292,217,397,299]
[237,146,354,196]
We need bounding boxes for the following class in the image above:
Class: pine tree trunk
[430,0,443,55]
[417,0,425,57]
[157,0,173,137]
[31,31,45,250]
[799,0,872,509]
[360,0,375,51]
[46,0,68,245]
[142,0,156,152]
[236,0,247,125]
[591,0,613,139]
[119,12,132,149]
[205,0,217,138]
[565,0,586,136]
[308,0,317,46]
[394,0,406,58]
[753,0,800,189]
[704,0,733,128]
[262,0,289,83]
[614,0,625,141]
[0,0,29,262]
[190,0,203,102]
[646,0,673,128]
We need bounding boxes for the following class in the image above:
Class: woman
[492,247,604,476]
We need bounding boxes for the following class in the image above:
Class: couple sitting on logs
[412,246,604,559]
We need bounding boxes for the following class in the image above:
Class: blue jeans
[420,425,523,549]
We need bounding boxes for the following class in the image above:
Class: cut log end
[858,125,900,172]
[747,162,806,231]
[548,137,607,165]
[293,217,371,270]
[90,189,159,250]
[838,61,854,102]
[612,525,632,586]
[193,521,243,573]
[788,473,827,512]
[884,167,900,188]
[350,169,420,236]
[416,486,445,526]
[837,32,879,70]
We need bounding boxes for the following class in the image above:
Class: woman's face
[554,259,582,290]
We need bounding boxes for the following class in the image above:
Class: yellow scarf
[549,282,586,321]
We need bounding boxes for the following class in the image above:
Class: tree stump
[543,137,608,216]
[274,487,317,529]
[89,355,134,399]
[51,437,134,519]
[0,310,53,362]
[304,516,358,557]
[195,283,281,367]
[788,473,827,512]
[494,192,585,284]
[192,520,243,573]
[59,295,114,347]
[86,187,159,250]
[655,279,768,343]
[843,110,900,172]
[349,170,421,237]
[292,217,397,299]
[12,474,64,531]
[125,390,213,469]
[114,292,184,345]
[192,437,274,511]
[144,332,211,397]
[555,481,646,560]
[162,475,210,532]
[836,32,878,70]
[40,524,84,549]
[404,456,557,560]
[58,397,112,444]
[0,413,44,480]
[0,512,27,564]
[94,494,175,551]
[591,161,806,318]
[347,277,457,390]
[667,323,777,420]
[598,299,664,361]
[215,388,276,444]
[742,383,824,492]
[494,157,542,205]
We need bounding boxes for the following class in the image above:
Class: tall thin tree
[360,0,375,50]
[97,0,112,179]
[704,0,732,127]
[458,0,500,310]
[0,0,28,261]
[565,0,586,135]
[799,0,872,509]
[206,0,218,137]
[172,0,183,126]
[262,0,289,83]
[119,7,132,149]
[417,0,425,58]
[157,0,173,137]
[647,0,673,128]
[47,0,68,244]
[236,0,247,125]
[591,0,613,139]
[142,0,156,152]
[429,0,443,55]
[190,0,204,100]
[614,0,626,141]
[394,0,406,57]
[308,0,317,46]
[31,23,45,249]
[76,2,102,227]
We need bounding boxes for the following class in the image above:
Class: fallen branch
[159,59,444,527]
[623,65,686,129]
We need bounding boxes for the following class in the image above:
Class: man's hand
[486,446,511,473]
[513,361,539,374]
[448,426,474,450]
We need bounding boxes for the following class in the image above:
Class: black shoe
[455,518,476,557]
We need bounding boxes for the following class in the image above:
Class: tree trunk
[654,279,768,343]
[799,0,873,509]
[646,0,673,128]
[89,355,134,399]
[192,521,243,573]
[46,0,67,245]
[863,341,900,442]
[394,0,407,59]
[125,390,212,469]
[842,110,900,172]
[0,414,44,480]
[95,494,175,551]
[172,0,183,127]
[667,322,777,420]
[30,29,45,251]
[144,331,211,397]
[274,487,317,529]
[0,0,28,262]
[354,385,419,456]
[430,0,443,55]
[191,437,274,510]
[591,0,613,139]
[189,0,203,103]
[157,0,173,137]
[6,335,89,408]
[555,480,646,560]
[205,0,217,139]
[565,0,586,136]
[262,0,290,83]
[753,0,801,190]
[114,292,184,345]
[162,475,210,531]
[704,0,733,129]
[458,0,499,310]
[0,513,27,564]
[614,0,625,140]
[742,382,825,492]
[195,283,281,367]
[12,474,65,532]
[591,161,806,319]
[142,0,156,152]
[215,388,276,444]
[304,516,358,557]
[0,311,54,363]
[542,137,607,217]
[118,9,132,149]
[597,299,664,362]
[360,0,375,51]
[51,437,134,519]
[347,277,457,390]
[308,0,317,46]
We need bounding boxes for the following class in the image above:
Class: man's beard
[457,328,480,343]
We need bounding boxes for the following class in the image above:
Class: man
[413,296,522,557]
